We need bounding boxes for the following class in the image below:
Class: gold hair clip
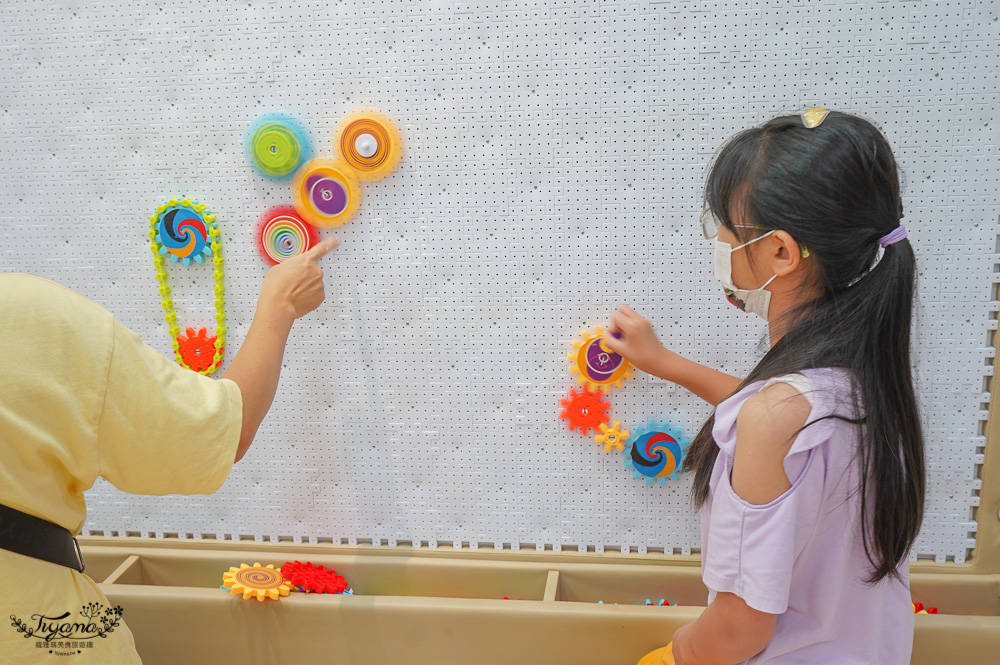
[801,108,830,128]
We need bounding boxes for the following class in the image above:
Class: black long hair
[685,111,925,585]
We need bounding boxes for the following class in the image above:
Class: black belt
[0,503,85,572]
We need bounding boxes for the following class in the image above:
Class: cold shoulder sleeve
[701,377,838,614]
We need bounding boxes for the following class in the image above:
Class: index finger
[618,304,638,318]
[303,236,341,261]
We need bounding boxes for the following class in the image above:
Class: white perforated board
[0,0,997,563]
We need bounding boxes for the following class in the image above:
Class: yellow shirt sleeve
[96,318,243,495]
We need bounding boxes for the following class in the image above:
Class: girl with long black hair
[605,110,925,665]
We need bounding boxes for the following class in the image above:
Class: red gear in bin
[559,386,611,435]
[176,327,222,373]
[281,560,348,594]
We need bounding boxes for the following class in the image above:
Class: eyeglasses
[699,209,759,240]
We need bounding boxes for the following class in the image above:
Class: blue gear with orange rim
[154,201,214,266]
[623,420,689,486]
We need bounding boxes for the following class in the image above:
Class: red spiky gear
[176,327,222,372]
[281,560,348,594]
[559,386,610,435]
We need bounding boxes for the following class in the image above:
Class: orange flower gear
[176,327,223,373]
[559,386,611,435]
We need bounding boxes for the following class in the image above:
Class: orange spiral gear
[334,110,402,181]
[559,386,611,435]
[177,327,222,373]
[222,562,293,602]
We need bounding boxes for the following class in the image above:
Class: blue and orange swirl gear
[222,562,293,602]
[154,201,213,266]
[567,326,633,391]
[149,198,225,375]
[623,421,689,486]
[560,386,611,435]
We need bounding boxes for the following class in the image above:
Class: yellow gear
[567,325,633,391]
[595,420,630,453]
[222,562,293,602]
[291,157,362,228]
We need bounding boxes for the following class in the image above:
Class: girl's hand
[602,304,672,377]
[258,237,340,320]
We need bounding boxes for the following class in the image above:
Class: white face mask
[712,231,778,321]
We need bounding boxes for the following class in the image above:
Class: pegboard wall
[0,0,997,562]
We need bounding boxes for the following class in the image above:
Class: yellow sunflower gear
[222,562,293,602]
[567,325,634,391]
[595,420,630,453]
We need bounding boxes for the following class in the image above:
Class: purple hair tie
[879,224,907,247]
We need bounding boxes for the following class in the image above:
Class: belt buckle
[72,537,85,573]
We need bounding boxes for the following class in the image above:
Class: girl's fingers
[601,334,624,355]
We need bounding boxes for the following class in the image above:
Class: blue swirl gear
[154,201,215,266]
[245,112,313,180]
[623,420,689,486]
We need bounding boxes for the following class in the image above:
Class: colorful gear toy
[595,420,629,453]
[334,110,403,181]
[291,157,362,228]
[623,420,689,486]
[559,386,610,435]
[149,197,226,375]
[246,112,312,180]
[154,201,213,266]
[645,598,679,607]
[913,603,938,614]
[256,205,319,265]
[567,326,633,391]
[176,327,222,373]
[222,562,293,602]
[280,560,348,594]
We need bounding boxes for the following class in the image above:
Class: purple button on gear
[306,173,349,216]
[584,338,624,382]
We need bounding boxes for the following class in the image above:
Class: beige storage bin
[83,538,1000,665]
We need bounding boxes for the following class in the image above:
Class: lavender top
[701,367,914,664]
